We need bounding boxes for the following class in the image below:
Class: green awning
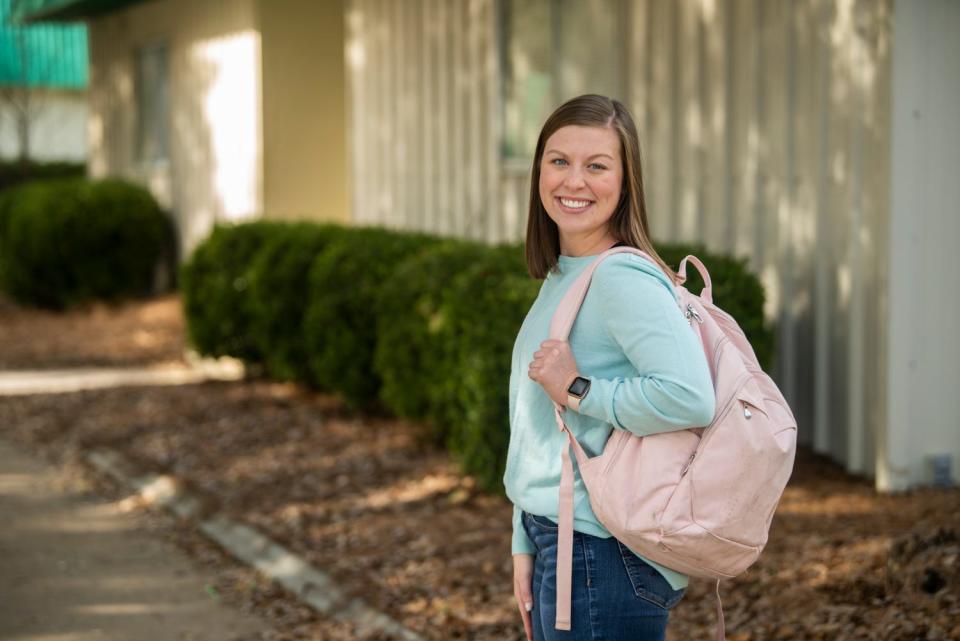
[1,0,87,87]
[9,0,147,24]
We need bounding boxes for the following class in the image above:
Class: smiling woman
[505,94,715,641]
[522,95,677,283]
[538,125,622,257]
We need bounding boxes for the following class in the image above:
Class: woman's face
[538,124,623,253]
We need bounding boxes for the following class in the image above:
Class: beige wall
[87,0,349,257]
[258,0,348,224]
[88,0,264,258]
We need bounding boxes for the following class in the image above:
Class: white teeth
[560,198,591,209]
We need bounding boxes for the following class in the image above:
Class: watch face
[568,376,590,397]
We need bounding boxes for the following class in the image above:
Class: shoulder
[592,252,678,304]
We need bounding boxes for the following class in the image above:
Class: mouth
[555,196,595,213]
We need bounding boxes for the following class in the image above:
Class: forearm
[576,372,715,436]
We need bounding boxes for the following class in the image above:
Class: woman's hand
[513,553,535,640]
[528,339,580,406]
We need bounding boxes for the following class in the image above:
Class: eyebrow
[544,149,615,161]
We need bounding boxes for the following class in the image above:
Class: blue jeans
[521,511,686,641]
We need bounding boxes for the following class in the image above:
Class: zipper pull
[685,304,703,325]
[742,402,752,419]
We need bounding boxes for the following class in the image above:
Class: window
[502,0,552,160]
[134,43,169,163]
[502,0,627,159]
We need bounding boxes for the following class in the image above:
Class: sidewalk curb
[85,447,425,641]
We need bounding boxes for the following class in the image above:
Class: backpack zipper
[685,304,703,325]
[680,451,696,476]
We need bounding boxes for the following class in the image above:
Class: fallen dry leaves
[0,291,957,640]
[0,292,187,370]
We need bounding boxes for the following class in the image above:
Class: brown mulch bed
[0,294,958,641]
[0,292,187,370]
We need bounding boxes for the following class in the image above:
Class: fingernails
[525,602,533,612]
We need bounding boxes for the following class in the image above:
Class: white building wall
[346,0,501,242]
[617,0,893,483]
[882,0,960,491]
[347,0,908,486]
[0,88,87,162]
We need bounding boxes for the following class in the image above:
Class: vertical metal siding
[625,0,893,478]
[346,0,895,481]
[347,0,500,242]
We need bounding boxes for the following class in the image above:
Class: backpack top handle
[678,254,714,304]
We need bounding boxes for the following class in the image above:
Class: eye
[588,163,607,171]
[550,158,568,166]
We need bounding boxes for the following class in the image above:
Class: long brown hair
[524,94,678,283]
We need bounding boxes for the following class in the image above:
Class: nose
[562,165,587,190]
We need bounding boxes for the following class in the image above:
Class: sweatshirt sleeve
[575,255,716,435]
[512,504,535,555]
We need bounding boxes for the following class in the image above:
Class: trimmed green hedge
[181,221,775,493]
[247,222,345,382]
[0,189,15,290]
[429,243,539,491]
[373,238,490,436]
[180,220,292,364]
[0,160,85,193]
[0,178,170,310]
[304,226,440,411]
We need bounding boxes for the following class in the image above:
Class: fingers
[514,554,535,640]
[514,584,534,641]
[515,576,533,613]
[521,605,533,641]
[533,345,563,359]
[530,340,574,385]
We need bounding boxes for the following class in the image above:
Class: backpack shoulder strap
[548,245,677,631]
[548,246,672,341]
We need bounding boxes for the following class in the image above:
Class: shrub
[246,222,346,383]
[428,243,539,492]
[0,160,85,192]
[0,178,169,309]
[0,189,15,289]
[179,220,291,362]
[373,238,490,439]
[177,221,775,495]
[304,226,440,411]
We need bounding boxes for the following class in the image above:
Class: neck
[559,230,619,257]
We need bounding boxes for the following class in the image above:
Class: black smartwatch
[566,375,591,411]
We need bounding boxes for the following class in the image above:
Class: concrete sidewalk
[0,438,270,641]
[0,354,245,397]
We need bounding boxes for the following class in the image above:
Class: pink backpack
[549,246,797,640]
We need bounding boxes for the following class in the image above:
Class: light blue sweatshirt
[504,250,716,591]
